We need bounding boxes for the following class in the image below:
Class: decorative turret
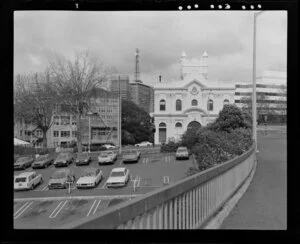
[180,52,187,80]
[202,51,208,79]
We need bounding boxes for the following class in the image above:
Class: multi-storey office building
[109,74,132,101]
[47,88,120,148]
[234,70,286,123]
[130,82,154,114]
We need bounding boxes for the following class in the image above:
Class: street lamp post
[253,11,264,152]
[118,76,122,155]
[86,111,93,153]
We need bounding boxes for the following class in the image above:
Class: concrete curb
[14,194,143,202]
[203,157,257,229]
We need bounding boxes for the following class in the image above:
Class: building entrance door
[187,121,201,130]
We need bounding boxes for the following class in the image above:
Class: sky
[14,11,287,86]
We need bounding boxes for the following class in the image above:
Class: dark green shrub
[160,138,181,153]
[180,127,201,150]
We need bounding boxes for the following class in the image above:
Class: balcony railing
[62,144,256,229]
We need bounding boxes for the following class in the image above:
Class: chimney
[159,75,162,83]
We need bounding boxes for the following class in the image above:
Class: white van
[14,171,43,191]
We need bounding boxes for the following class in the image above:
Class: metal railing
[62,144,256,229]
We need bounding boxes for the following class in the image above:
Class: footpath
[220,130,287,229]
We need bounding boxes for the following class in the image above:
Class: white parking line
[14,201,30,217]
[142,158,149,164]
[41,185,48,191]
[101,183,106,189]
[86,199,97,217]
[92,199,102,215]
[137,176,141,187]
[14,201,34,219]
[49,200,68,219]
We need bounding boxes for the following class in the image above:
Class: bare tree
[14,70,56,149]
[48,50,108,153]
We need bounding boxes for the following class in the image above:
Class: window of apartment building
[20,130,23,136]
[71,115,77,125]
[72,131,77,137]
[176,99,182,111]
[191,99,198,106]
[36,130,42,137]
[53,131,59,137]
[61,131,70,137]
[61,116,70,125]
[53,116,59,125]
[207,99,214,111]
[160,99,166,111]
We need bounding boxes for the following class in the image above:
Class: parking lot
[14,149,194,228]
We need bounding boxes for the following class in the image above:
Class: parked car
[14,156,35,170]
[48,168,75,189]
[14,171,43,191]
[98,150,118,165]
[122,149,141,164]
[76,168,103,189]
[14,154,20,163]
[106,167,130,188]
[134,141,153,147]
[54,152,74,167]
[32,154,54,169]
[102,144,117,150]
[75,152,92,166]
[176,147,189,160]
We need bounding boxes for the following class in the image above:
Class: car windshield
[110,171,125,177]
[15,177,27,183]
[57,153,68,159]
[83,171,96,177]
[177,148,187,152]
[36,155,49,161]
[16,157,30,163]
[52,172,67,179]
[77,153,88,160]
[100,151,112,156]
[123,150,136,155]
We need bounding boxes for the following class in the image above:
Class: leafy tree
[121,99,153,145]
[14,71,56,149]
[47,50,108,152]
[209,104,251,132]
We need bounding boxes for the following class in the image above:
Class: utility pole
[253,11,264,152]
[118,76,122,155]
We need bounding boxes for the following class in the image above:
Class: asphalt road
[220,130,287,229]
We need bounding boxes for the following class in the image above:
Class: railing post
[164,202,168,229]
[192,189,195,228]
[146,211,151,229]
[174,197,178,229]
[183,193,186,229]
[179,195,182,229]
[139,214,144,229]
[158,204,163,229]
[152,207,157,229]
[169,199,173,229]
[196,187,199,228]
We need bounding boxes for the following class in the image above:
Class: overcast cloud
[14,11,287,86]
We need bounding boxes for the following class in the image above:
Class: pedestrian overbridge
[61,144,256,229]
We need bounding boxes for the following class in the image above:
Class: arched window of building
[175,122,182,128]
[207,99,213,111]
[223,99,229,106]
[159,122,167,143]
[176,99,182,111]
[191,99,198,106]
[160,99,166,111]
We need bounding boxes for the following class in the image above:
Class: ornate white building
[153,52,235,144]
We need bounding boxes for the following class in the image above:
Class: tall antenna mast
[135,48,140,83]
